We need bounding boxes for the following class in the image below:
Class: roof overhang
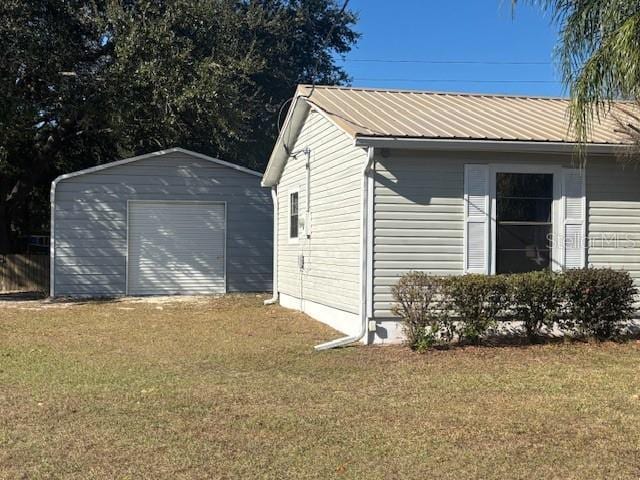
[354,136,633,155]
[261,86,636,188]
[261,96,311,187]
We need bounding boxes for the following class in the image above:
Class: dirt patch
[124,294,221,304]
[0,293,227,310]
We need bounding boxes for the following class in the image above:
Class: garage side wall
[52,151,272,296]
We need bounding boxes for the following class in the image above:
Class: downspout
[264,186,279,305]
[49,176,61,298]
[305,147,311,234]
[314,147,375,351]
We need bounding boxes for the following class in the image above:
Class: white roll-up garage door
[127,201,226,295]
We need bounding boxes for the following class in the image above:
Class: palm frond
[514,0,640,153]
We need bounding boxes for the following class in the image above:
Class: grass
[1,294,640,479]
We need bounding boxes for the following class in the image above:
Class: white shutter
[464,164,490,274]
[561,168,586,269]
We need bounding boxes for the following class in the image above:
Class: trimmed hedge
[391,272,441,352]
[439,274,508,344]
[562,268,637,338]
[392,268,637,351]
[509,270,565,341]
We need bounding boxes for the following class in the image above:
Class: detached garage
[50,148,272,297]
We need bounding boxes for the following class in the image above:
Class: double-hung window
[464,163,585,275]
[495,172,553,273]
[289,191,299,240]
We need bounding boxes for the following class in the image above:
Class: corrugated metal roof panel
[296,85,635,144]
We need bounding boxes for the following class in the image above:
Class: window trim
[288,188,300,243]
[488,164,562,274]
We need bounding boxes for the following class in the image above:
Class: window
[464,163,585,275]
[495,172,553,273]
[289,192,299,239]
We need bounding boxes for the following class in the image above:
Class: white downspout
[264,186,279,305]
[49,176,61,298]
[314,147,375,351]
[305,148,311,234]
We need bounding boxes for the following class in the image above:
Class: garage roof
[52,148,262,187]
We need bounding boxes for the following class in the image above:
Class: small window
[289,192,299,239]
[496,172,553,273]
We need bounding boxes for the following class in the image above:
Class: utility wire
[353,77,561,84]
[302,0,351,100]
[278,0,351,157]
[279,0,351,135]
[340,58,552,65]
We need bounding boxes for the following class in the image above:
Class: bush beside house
[561,268,637,338]
[392,268,637,351]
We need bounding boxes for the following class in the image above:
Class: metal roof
[296,85,634,145]
[51,147,262,187]
[262,85,636,187]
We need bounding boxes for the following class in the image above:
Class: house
[50,147,272,297]
[262,85,639,348]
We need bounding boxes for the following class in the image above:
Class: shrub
[507,270,565,341]
[561,268,637,339]
[391,271,442,351]
[440,274,508,344]
[392,267,638,349]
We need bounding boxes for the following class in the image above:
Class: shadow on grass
[48,297,122,306]
[0,291,47,301]
[46,293,228,306]
[0,291,119,305]
[422,329,640,353]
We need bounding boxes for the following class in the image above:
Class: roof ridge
[297,84,573,101]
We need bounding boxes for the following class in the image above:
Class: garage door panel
[128,201,225,295]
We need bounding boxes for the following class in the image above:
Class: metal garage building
[50,148,272,297]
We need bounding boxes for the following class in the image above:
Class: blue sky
[337,1,563,97]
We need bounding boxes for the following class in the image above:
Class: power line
[341,58,552,65]
[353,77,561,84]
[280,0,351,152]
[303,0,351,100]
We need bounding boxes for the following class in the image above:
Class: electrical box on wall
[298,254,305,270]
[297,211,311,238]
[304,212,311,237]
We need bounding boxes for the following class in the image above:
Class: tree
[513,1,640,143]
[0,1,117,252]
[0,0,358,252]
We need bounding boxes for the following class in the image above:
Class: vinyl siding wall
[53,151,272,296]
[587,158,640,288]
[277,110,367,315]
[373,150,640,320]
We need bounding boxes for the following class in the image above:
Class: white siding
[372,150,601,319]
[374,152,464,318]
[587,159,640,288]
[53,151,272,296]
[277,110,367,315]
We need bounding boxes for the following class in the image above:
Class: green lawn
[1,294,639,479]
